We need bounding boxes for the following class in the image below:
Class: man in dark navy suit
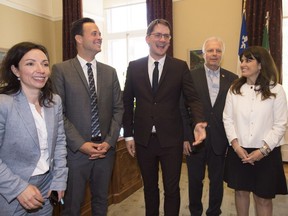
[183,37,238,216]
[123,19,207,216]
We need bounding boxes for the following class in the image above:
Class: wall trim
[0,0,62,21]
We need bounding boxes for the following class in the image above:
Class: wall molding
[0,0,62,21]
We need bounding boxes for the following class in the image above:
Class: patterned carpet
[108,163,288,216]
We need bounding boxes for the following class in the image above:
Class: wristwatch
[262,144,271,154]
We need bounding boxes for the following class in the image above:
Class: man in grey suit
[51,17,123,216]
[183,37,238,216]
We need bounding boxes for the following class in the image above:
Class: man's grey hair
[202,37,225,54]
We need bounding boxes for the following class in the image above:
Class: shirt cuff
[124,136,134,142]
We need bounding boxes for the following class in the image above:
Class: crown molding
[0,0,62,21]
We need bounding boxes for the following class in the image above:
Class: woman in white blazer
[0,42,68,215]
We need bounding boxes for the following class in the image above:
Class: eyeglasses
[149,33,171,40]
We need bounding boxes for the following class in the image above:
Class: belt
[91,135,102,142]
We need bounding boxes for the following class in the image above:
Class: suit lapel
[14,92,39,149]
[96,62,103,98]
[72,58,90,94]
[158,56,171,90]
[214,69,227,107]
[139,57,152,95]
[198,68,212,107]
[44,105,54,155]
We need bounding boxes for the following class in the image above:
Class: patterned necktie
[152,61,159,94]
[86,63,100,137]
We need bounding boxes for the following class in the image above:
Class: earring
[17,77,20,80]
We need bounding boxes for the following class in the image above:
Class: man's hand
[125,140,136,157]
[193,122,207,145]
[183,141,192,156]
[89,142,111,159]
[17,184,44,210]
[79,142,108,159]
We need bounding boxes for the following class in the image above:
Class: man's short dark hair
[71,17,95,43]
[146,19,171,36]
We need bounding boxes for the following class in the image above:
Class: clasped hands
[80,141,111,160]
[232,139,264,165]
[234,146,264,165]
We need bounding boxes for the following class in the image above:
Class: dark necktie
[86,63,100,137]
[152,61,159,94]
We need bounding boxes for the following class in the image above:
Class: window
[82,1,148,89]
[282,0,288,98]
[105,3,148,89]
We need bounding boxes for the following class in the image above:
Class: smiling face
[76,22,102,59]
[146,23,171,60]
[203,39,223,71]
[240,55,261,84]
[11,49,50,94]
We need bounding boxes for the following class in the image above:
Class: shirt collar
[77,55,97,69]
[148,55,166,67]
[204,64,220,77]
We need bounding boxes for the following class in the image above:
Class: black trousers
[136,134,183,216]
[186,142,225,216]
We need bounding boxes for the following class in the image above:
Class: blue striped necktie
[86,63,100,137]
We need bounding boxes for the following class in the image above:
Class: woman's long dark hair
[0,42,54,107]
[231,46,278,100]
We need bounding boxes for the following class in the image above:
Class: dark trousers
[136,134,183,216]
[186,142,225,216]
[62,148,115,216]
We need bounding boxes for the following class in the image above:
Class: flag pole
[262,11,270,51]
[237,0,248,76]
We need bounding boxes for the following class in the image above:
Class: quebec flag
[238,13,248,56]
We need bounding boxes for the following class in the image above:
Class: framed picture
[0,48,7,64]
[188,49,204,70]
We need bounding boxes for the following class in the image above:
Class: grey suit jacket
[0,91,68,214]
[51,57,123,157]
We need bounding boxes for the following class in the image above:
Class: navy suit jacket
[123,56,205,148]
[184,65,238,155]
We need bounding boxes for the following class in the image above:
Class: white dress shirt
[77,55,98,92]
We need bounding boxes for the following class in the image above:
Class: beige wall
[173,0,242,73]
[0,0,242,72]
[0,4,61,65]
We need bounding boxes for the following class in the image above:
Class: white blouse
[29,103,49,176]
[223,83,287,150]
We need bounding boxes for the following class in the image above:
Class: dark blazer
[123,56,204,147]
[51,57,123,155]
[186,66,238,155]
